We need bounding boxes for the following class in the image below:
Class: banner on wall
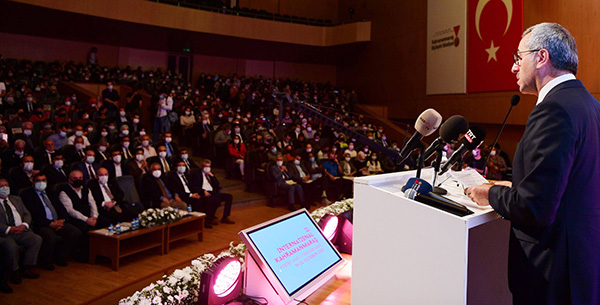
[426,0,523,94]
[426,0,467,95]
[467,0,523,92]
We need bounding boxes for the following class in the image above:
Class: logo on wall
[431,25,462,51]
[467,0,523,92]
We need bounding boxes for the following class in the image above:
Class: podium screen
[242,209,343,297]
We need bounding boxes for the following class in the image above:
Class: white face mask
[203,167,211,174]
[276,161,283,167]
[490,150,497,156]
[0,186,10,197]
[54,160,64,168]
[113,155,122,163]
[75,130,83,137]
[139,131,146,136]
[177,166,186,174]
[75,143,84,151]
[142,140,149,147]
[123,142,130,148]
[165,137,172,143]
[136,154,145,162]
[101,131,108,137]
[120,111,126,117]
[345,157,351,162]
[233,139,240,144]
[86,156,95,164]
[98,146,107,152]
[98,175,109,185]
[35,181,47,192]
[152,170,162,178]
[133,118,140,124]
[59,131,67,137]
[24,129,32,136]
[23,162,34,172]
[181,154,188,160]
[234,128,240,133]
[159,151,167,158]
[294,160,301,165]
[121,130,129,135]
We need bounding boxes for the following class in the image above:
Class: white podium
[352,169,511,304]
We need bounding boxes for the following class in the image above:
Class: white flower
[139,298,152,305]
[167,295,174,303]
[162,286,172,294]
[181,290,189,298]
[172,269,185,279]
[152,295,162,304]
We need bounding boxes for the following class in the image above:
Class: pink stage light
[213,260,242,297]
[322,215,340,241]
[199,256,243,305]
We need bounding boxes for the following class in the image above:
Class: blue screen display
[247,211,342,296]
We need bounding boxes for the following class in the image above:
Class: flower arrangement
[310,198,353,223]
[138,207,183,228]
[121,199,353,305]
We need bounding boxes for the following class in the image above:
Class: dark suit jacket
[489,80,600,304]
[147,156,173,173]
[267,162,291,187]
[154,140,179,157]
[0,195,31,235]
[101,160,129,179]
[1,150,23,175]
[33,148,55,169]
[21,187,69,229]
[286,161,310,183]
[111,144,134,160]
[166,171,199,199]
[14,133,39,154]
[73,162,101,182]
[42,164,70,189]
[141,173,173,208]
[190,170,222,195]
[87,178,126,209]
[62,145,87,164]
[7,167,34,195]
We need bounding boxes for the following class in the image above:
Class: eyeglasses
[512,49,541,66]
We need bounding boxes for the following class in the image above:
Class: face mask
[23,130,32,136]
[159,151,167,158]
[123,142,130,148]
[177,166,186,174]
[180,154,189,161]
[306,148,312,153]
[101,131,108,137]
[332,147,338,152]
[142,140,149,147]
[120,111,126,117]
[26,97,33,102]
[234,128,240,133]
[490,150,497,156]
[87,127,94,132]
[185,112,191,116]
[296,128,301,133]
[372,156,378,160]
[98,175,109,185]
[113,155,122,163]
[35,181,47,192]
[23,162,34,171]
[276,161,283,167]
[271,148,277,153]
[139,131,146,136]
[349,145,354,150]
[133,118,140,124]
[152,170,162,178]
[65,101,71,106]
[0,186,10,197]
[59,131,67,137]
[307,127,312,132]
[71,179,84,188]
[75,131,83,137]
[54,160,64,168]
[86,156,95,164]
[309,157,315,162]
[314,138,320,142]
[202,120,208,125]
[107,85,113,90]
[108,126,116,131]
[15,150,24,156]
[294,160,301,165]
[165,137,172,143]
[122,130,129,136]
[368,137,374,140]
[203,167,211,174]
[345,157,351,162]
[364,149,369,153]
[136,154,145,162]
[75,143,84,150]
[98,146,107,152]
[382,136,387,141]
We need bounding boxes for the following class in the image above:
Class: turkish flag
[467,0,523,92]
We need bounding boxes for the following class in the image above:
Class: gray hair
[523,23,578,75]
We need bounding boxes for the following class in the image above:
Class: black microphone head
[461,124,487,149]
[439,115,469,143]
[511,94,520,106]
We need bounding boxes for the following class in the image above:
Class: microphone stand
[485,103,516,166]
[431,147,447,195]
[416,143,425,179]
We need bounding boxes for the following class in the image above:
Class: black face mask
[71,179,84,188]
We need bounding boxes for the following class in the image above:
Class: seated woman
[366,153,384,175]
[227,135,247,180]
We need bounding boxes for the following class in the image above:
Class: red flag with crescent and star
[467,0,523,92]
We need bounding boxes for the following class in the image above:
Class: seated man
[322,151,353,201]
[42,153,70,189]
[63,136,87,165]
[155,132,179,158]
[34,139,56,169]
[21,173,81,270]
[268,154,306,211]
[102,150,128,179]
[192,159,235,225]
[88,168,136,223]
[0,178,42,285]
[141,163,187,210]
[73,149,100,182]
[7,155,37,195]
[287,154,321,205]
[58,170,111,234]
[167,162,217,228]
[147,145,172,173]
[178,149,199,172]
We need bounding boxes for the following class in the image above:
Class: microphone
[402,177,473,216]
[439,124,487,174]
[398,109,443,164]
[422,115,469,161]
[484,94,520,166]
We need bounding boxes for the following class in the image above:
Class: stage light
[319,215,340,242]
[199,256,243,305]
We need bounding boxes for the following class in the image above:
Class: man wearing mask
[7,155,37,195]
[64,136,87,164]
[147,146,172,173]
[94,140,110,163]
[112,136,133,161]
[1,140,26,174]
[101,82,119,116]
[21,173,81,270]
[152,93,172,143]
[102,150,128,179]
[287,154,320,205]
[268,154,306,211]
[88,168,135,224]
[192,159,234,226]
[156,132,179,158]
[67,125,91,147]
[177,150,199,172]
[15,122,38,155]
[0,179,42,286]
[19,93,36,117]
[73,150,100,182]
[141,163,186,210]
[138,135,156,160]
[167,161,214,228]
[34,139,56,169]
[42,154,69,188]
[47,125,69,151]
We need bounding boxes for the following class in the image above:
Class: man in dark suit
[34,139,56,170]
[177,149,199,173]
[102,150,128,179]
[1,139,26,175]
[167,162,216,228]
[73,149,100,183]
[63,136,87,165]
[42,153,69,190]
[94,140,111,163]
[14,122,38,155]
[21,173,81,270]
[7,155,36,196]
[141,163,187,210]
[466,23,600,304]
[286,154,320,205]
[147,145,172,173]
[111,136,134,161]
[192,159,234,226]
[155,132,179,158]
[88,168,135,223]
[0,178,42,284]
[268,154,306,211]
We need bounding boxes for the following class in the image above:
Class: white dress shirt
[59,186,98,221]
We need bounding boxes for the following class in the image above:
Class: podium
[352,169,511,304]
